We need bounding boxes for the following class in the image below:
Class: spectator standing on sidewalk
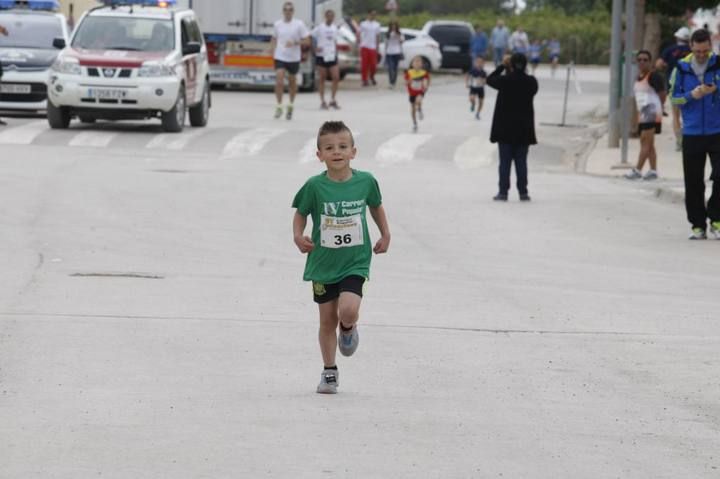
[470,24,487,63]
[625,50,665,181]
[657,27,691,151]
[487,53,538,202]
[670,28,720,240]
[490,20,510,66]
[0,23,7,126]
[358,10,382,86]
[384,20,404,89]
[509,26,529,55]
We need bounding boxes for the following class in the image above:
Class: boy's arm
[369,205,390,254]
[293,210,314,253]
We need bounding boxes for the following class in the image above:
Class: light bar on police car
[98,0,176,6]
[0,0,60,10]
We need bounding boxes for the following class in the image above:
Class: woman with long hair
[385,20,404,89]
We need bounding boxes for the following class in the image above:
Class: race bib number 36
[320,214,364,248]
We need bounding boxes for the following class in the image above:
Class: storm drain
[70,272,164,280]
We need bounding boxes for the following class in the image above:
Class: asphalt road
[1,67,719,478]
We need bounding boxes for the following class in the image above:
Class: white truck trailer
[178,0,343,90]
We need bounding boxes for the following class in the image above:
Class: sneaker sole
[316,384,338,394]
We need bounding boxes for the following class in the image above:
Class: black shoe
[519,194,531,201]
[493,194,508,201]
[0,118,6,126]
[370,77,377,85]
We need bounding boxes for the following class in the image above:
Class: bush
[374,7,612,65]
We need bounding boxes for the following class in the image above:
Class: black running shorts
[312,275,365,304]
[638,122,661,135]
[274,60,300,74]
[469,87,485,98]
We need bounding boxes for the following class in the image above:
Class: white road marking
[68,131,117,148]
[221,128,285,159]
[453,136,497,169]
[299,137,319,164]
[0,120,47,145]
[375,133,432,165]
[145,128,206,150]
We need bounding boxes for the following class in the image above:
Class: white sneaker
[689,227,707,240]
[643,169,658,180]
[625,168,642,180]
[316,368,339,394]
[710,222,720,240]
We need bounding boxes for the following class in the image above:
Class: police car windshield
[0,13,63,49]
[72,16,174,52]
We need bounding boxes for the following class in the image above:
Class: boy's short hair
[317,121,355,148]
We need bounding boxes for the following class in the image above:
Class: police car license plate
[0,84,31,94]
[87,88,127,99]
[442,45,461,52]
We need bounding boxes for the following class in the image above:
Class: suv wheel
[188,83,210,127]
[161,85,186,133]
[47,101,71,129]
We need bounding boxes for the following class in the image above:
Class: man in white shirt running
[269,2,310,120]
[358,10,381,86]
[312,9,341,110]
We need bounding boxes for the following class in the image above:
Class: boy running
[466,56,487,120]
[312,9,341,110]
[292,121,391,394]
[405,56,430,132]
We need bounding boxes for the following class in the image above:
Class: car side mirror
[182,42,201,55]
[53,37,66,49]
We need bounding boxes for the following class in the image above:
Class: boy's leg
[469,92,475,111]
[318,299,339,367]
[338,291,361,330]
[636,128,652,170]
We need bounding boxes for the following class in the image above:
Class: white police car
[48,0,210,132]
[0,0,69,111]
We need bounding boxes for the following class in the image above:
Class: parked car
[336,22,358,80]
[377,27,441,72]
[421,20,473,71]
[0,0,70,112]
[47,0,210,132]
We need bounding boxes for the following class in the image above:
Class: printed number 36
[334,234,352,245]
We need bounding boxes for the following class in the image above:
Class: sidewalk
[583,115,688,203]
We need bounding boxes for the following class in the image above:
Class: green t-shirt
[292,169,382,284]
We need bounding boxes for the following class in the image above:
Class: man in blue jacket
[470,25,487,63]
[670,29,720,240]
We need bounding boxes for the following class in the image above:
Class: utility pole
[608,0,622,147]
[620,0,635,165]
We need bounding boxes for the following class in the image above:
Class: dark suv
[421,21,473,71]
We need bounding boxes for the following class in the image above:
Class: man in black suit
[487,52,538,201]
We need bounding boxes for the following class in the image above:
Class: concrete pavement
[1,69,719,478]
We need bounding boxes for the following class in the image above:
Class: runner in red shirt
[404,56,430,132]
